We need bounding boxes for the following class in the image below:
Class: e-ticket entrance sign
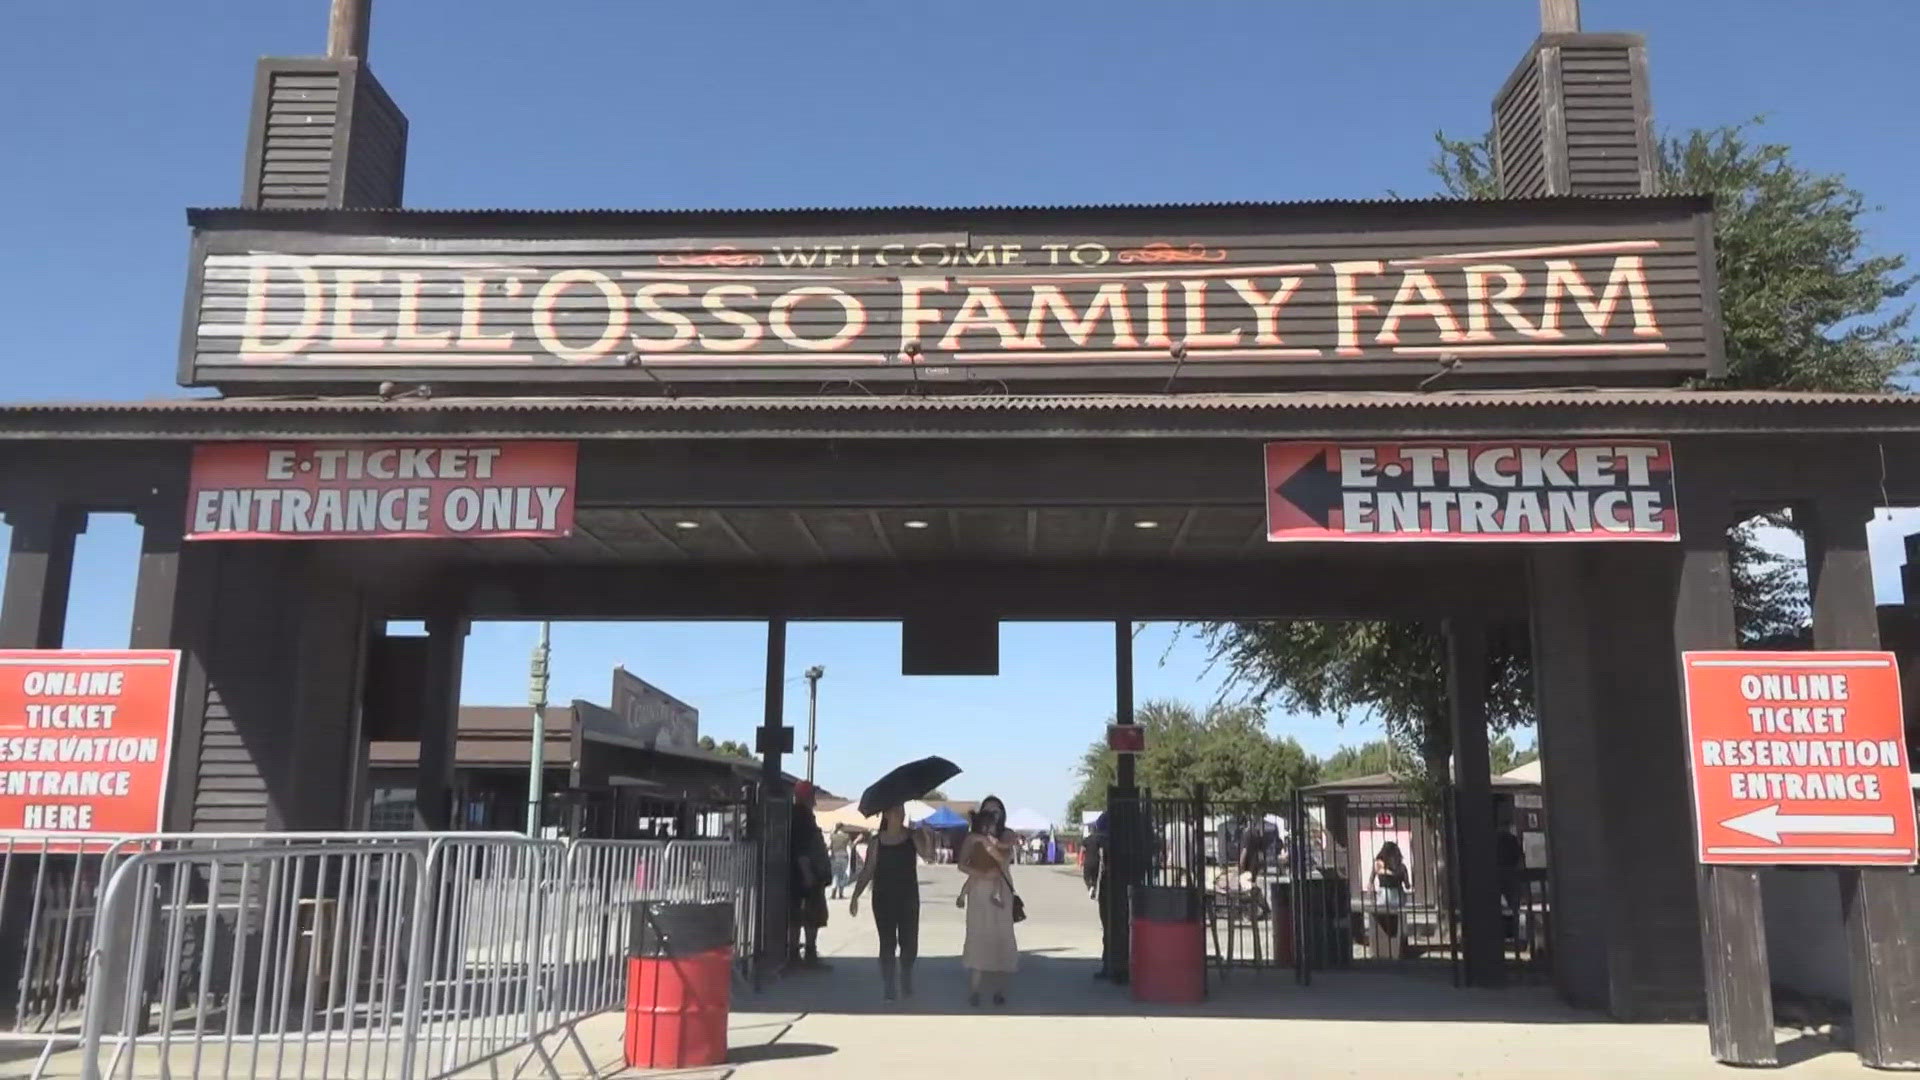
[1682,651,1917,866]
[1264,440,1677,542]
[185,440,577,540]
[0,650,180,843]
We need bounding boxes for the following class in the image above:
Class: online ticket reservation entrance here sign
[1264,440,1677,542]
[186,440,577,540]
[1682,652,1917,866]
[0,650,180,844]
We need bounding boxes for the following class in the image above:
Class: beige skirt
[961,873,1019,973]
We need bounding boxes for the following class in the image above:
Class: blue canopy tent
[921,806,968,829]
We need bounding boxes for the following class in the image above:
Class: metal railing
[0,831,759,1079]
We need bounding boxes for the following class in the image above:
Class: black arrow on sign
[1274,451,1342,528]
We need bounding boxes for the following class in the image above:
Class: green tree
[1319,740,1401,782]
[1490,734,1538,777]
[1203,121,1914,791]
[1064,700,1319,822]
[923,788,949,801]
[698,735,755,760]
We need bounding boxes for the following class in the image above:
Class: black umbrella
[860,756,962,817]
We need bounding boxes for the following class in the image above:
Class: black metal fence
[1112,784,1550,988]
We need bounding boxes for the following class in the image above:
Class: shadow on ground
[745,951,1608,1023]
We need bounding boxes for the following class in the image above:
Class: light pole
[526,622,551,837]
[803,666,825,784]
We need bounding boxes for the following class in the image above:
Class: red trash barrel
[625,900,733,1070]
[1130,884,1205,1003]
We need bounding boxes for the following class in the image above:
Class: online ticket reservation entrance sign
[185,440,577,540]
[0,650,180,845]
[1264,440,1677,542]
[1682,651,1918,866]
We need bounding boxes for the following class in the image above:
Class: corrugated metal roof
[185,193,1710,225]
[3,389,1913,415]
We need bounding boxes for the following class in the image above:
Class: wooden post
[414,610,467,831]
[1804,496,1920,1069]
[128,501,183,649]
[128,499,217,832]
[1114,620,1136,793]
[1447,618,1506,987]
[1540,0,1581,33]
[1673,492,1776,1065]
[0,504,84,649]
[327,0,372,61]
[759,619,789,784]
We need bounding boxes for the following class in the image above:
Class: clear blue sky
[1,1,1917,818]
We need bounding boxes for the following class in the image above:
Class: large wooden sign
[0,650,180,844]
[1683,651,1917,866]
[181,200,1719,390]
[1265,440,1677,542]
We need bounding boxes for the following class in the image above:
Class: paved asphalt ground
[561,863,1879,1079]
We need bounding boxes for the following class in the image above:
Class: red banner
[1683,652,1916,866]
[0,650,180,843]
[186,441,577,540]
[1264,440,1677,543]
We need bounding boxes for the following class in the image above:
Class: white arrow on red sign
[1720,804,1897,844]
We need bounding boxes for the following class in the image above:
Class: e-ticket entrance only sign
[0,650,180,844]
[1682,651,1917,866]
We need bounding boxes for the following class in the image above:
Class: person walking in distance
[957,796,1020,1007]
[847,804,933,1001]
[829,825,855,900]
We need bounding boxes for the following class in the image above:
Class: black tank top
[872,833,919,900]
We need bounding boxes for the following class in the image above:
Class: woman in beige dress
[957,795,1019,1007]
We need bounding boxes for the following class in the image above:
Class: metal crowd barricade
[0,831,523,1077]
[58,831,760,1080]
[78,840,435,1080]
[538,838,759,1040]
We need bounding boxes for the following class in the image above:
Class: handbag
[1001,870,1028,923]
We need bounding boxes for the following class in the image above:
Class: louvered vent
[242,58,407,209]
[1492,34,1654,197]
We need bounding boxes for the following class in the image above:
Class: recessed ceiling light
[673,520,701,530]
[903,519,931,530]
[1133,519,1161,529]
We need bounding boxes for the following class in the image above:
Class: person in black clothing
[848,804,933,1000]
[1495,804,1527,939]
[1081,830,1103,897]
[788,781,832,968]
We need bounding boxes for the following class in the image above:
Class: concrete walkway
[575,864,1873,1079]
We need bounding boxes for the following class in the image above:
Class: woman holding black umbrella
[850,756,959,1001]
[847,804,933,1000]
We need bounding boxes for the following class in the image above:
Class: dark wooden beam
[1114,620,1136,793]
[0,504,84,649]
[1526,549,1610,1009]
[1672,487,1775,1065]
[413,610,466,831]
[569,519,623,560]
[712,512,755,557]
[759,618,789,787]
[1804,495,1920,1070]
[791,512,826,558]
[436,556,1531,623]
[1448,618,1506,987]
[1168,507,1199,557]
